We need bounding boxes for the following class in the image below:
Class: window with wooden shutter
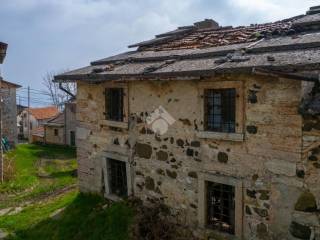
[104,88,124,122]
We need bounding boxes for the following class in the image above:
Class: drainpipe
[59,82,75,99]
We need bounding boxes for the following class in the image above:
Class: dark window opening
[206,181,235,235]
[70,131,75,146]
[104,88,124,122]
[107,158,128,197]
[54,129,58,136]
[29,122,33,130]
[204,89,236,133]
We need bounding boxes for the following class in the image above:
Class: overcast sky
[0,0,319,106]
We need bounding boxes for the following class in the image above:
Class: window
[29,122,33,130]
[206,181,235,234]
[107,158,128,197]
[104,88,124,122]
[204,89,236,133]
[70,131,75,146]
[54,129,58,136]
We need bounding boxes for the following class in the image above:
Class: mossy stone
[166,170,177,179]
[295,192,317,212]
[258,190,270,200]
[156,150,168,161]
[176,139,184,147]
[145,176,155,191]
[156,169,165,175]
[135,143,152,159]
[290,221,311,240]
[247,125,258,134]
[217,152,228,163]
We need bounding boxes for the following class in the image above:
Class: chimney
[307,5,320,15]
[194,19,219,30]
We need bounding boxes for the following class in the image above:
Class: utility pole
[27,86,30,143]
[0,79,3,183]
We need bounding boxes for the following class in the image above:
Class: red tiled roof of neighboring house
[31,126,44,137]
[29,106,59,120]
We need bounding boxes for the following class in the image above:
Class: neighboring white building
[18,106,59,139]
[44,101,76,146]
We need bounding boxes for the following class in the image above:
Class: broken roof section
[55,6,320,83]
[0,42,8,64]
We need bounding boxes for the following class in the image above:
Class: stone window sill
[99,120,128,130]
[196,131,244,142]
[104,193,124,202]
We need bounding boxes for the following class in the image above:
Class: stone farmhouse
[0,42,21,146]
[55,6,320,240]
[44,101,76,146]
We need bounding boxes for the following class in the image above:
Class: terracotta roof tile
[138,18,298,51]
[29,106,59,120]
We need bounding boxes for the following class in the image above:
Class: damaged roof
[55,6,320,82]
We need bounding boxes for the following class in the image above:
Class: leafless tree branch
[42,71,76,109]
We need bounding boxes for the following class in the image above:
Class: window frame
[198,81,244,141]
[101,152,132,201]
[206,181,235,234]
[104,88,124,122]
[198,173,243,238]
[204,88,236,133]
[100,83,129,129]
[107,158,128,197]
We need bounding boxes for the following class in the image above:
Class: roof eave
[54,64,320,83]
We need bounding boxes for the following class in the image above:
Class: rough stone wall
[295,81,320,240]
[2,87,17,145]
[75,75,318,239]
[44,126,64,145]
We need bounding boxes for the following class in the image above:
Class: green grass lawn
[0,144,77,208]
[2,191,133,240]
[0,144,133,240]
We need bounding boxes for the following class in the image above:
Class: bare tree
[42,71,76,108]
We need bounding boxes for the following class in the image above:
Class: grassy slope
[0,144,77,208]
[0,144,133,240]
[2,191,133,240]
